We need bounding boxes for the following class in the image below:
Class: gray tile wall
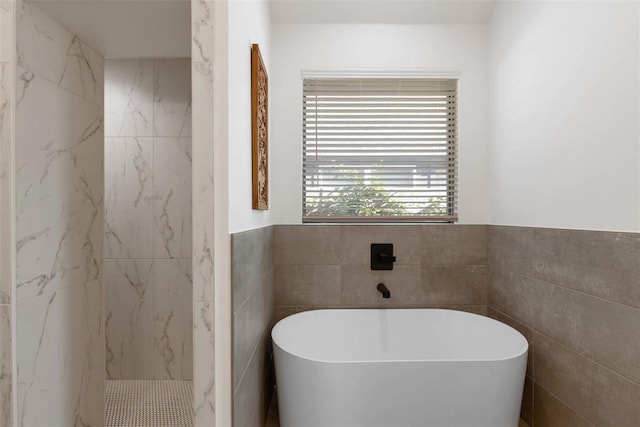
[236,223,640,427]
[232,226,275,427]
[273,224,489,321]
[488,226,640,427]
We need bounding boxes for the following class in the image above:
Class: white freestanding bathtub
[272,309,528,427]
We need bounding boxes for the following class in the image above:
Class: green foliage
[305,172,450,218]
[306,181,407,217]
[416,197,448,216]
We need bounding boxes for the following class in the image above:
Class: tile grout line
[532,327,640,389]
[488,300,640,389]
[492,267,640,313]
[489,226,640,310]
[488,305,595,427]
[532,382,594,427]
[18,65,103,108]
[234,317,272,396]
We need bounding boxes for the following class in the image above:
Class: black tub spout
[377,283,391,299]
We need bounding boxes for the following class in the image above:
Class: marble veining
[154,259,193,380]
[105,258,194,381]
[0,63,9,148]
[105,259,154,380]
[191,0,216,418]
[15,68,103,301]
[193,301,215,424]
[154,137,192,259]
[17,0,102,106]
[104,137,154,259]
[154,59,192,138]
[105,58,192,380]
[17,0,71,83]
[0,63,11,305]
[191,0,213,67]
[0,304,12,426]
[15,3,105,425]
[58,35,104,106]
[17,280,104,427]
[0,1,13,424]
[0,1,11,63]
[191,60,214,304]
[15,68,33,108]
[105,59,154,138]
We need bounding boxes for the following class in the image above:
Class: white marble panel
[0,304,11,426]
[15,69,103,300]
[58,37,104,107]
[154,137,192,259]
[16,0,70,83]
[105,137,154,259]
[0,63,11,305]
[192,61,214,303]
[17,1,102,105]
[0,2,10,423]
[192,0,213,65]
[192,55,215,425]
[154,259,193,379]
[17,280,104,427]
[193,301,215,426]
[0,1,11,63]
[154,58,192,137]
[105,259,154,380]
[0,62,9,147]
[105,59,154,137]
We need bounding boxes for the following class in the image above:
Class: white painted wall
[488,1,640,232]
[270,23,490,225]
[228,0,272,233]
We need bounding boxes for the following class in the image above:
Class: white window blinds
[302,77,458,222]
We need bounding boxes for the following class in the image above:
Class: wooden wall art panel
[251,43,269,210]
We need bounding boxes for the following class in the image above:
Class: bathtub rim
[272,308,529,365]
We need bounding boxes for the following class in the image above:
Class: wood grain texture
[251,44,268,210]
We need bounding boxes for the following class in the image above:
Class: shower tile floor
[105,380,193,427]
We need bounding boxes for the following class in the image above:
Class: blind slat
[302,77,458,222]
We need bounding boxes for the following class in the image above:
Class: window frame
[301,70,459,224]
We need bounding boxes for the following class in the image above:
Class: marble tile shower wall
[104,58,193,380]
[0,0,12,424]
[488,226,640,427]
[273,225,488,321]
[14,0,105,425]
[191,0,215,422]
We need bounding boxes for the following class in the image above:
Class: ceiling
[32,0,191,58]
[269,0,497,25]
[30,0,496,59]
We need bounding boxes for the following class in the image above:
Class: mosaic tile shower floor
[105,380,193,427]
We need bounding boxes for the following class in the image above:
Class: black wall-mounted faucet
[371,243,397,270]
[377,283,391,299]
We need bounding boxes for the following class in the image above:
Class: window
[302,77,458,222]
